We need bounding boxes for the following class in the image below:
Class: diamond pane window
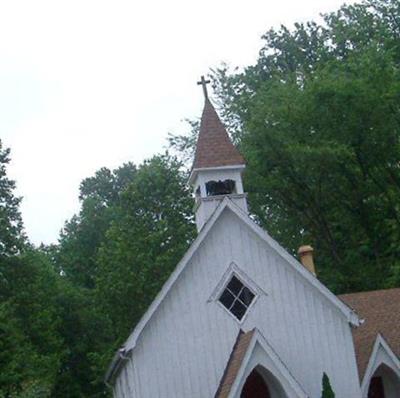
[219,275,255,321]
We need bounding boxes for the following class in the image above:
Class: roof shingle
[215,329,254,398]
[192,99,245,170]
[339,288,400,380]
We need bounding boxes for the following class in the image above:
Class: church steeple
[190,77,248,231]
[192,98,246,170]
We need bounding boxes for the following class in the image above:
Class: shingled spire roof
[192,99,245,170]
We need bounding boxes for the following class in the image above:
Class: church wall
[230,216,361,397]
[113,208,361,398]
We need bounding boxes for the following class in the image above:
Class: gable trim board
[216,328,309,398]
[105,197,360,384]
[361,334,400,396]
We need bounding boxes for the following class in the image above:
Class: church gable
[120,198,358,357]
[360,334,400,397]
[108,199,361,397]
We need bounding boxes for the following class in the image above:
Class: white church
[105,79,400,398]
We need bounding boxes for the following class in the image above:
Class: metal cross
[197,75,211,100]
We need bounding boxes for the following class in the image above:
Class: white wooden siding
[113,207,361,397]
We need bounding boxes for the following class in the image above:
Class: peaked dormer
[189,77,248,231]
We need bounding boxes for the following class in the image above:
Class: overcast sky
[1,0,352,245]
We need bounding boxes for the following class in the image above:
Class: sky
[0,0,352,245]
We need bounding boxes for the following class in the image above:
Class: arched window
[241,369,271,398]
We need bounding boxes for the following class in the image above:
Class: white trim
[106,197,360,383]
[361,334,400,396]
[228,329,308,398]
[189,164,246,184]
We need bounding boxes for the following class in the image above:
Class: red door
[368,377,385,398]
[241,369,271,398]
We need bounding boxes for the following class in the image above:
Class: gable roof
[360,334,400,395]
[106,197,359,384]
[339,288,400,380]
[192,99,245,170]
[215,328,308,398]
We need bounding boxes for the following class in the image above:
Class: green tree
[210,0,400,292]
[321,373,335,398]
[0,251,64,397]
[0,142,63,396]
[55,163,137,288]
[50,279,113,397]
[0,140,25,256]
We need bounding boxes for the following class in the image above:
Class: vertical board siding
[113,209,361,397]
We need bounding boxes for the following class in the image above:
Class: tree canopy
[210,0,400,292]
[0,141,25,257]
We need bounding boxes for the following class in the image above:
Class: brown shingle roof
[339,288,400,380]
[215,329,255,398]
[192,99,245,170]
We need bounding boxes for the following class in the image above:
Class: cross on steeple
[197,75,211,100]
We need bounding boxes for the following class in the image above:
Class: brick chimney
[298,245,316,276]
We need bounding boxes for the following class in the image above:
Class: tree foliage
[321,373,335,398]
[0,141,25,257]
[0,142,61,396]
[55,163,137,288]
[210,0,400,292]
[0,250,63,397]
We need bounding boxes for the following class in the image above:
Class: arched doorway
[367,364,400,398]
[241,369,271,398]
[240,366,288,398]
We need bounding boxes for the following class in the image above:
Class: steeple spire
[190,77,248,232]
[192,99,245,170]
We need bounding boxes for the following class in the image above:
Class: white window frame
[208,262,267,324]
